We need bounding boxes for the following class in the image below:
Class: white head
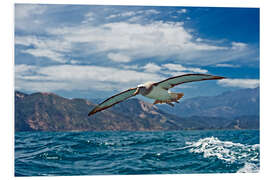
[137,84,145,88]
[135,81,154,95]
[137,81,154,89]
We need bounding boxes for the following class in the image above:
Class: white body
[144,85,171,101]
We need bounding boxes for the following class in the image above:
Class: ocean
[15,130,259,176]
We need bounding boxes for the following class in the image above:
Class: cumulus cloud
[14,5,259,97]
[106,9,160,20]
[15,35,72,63]
[162,63,208,74]
[17,62,245,95]
[16,63,207,93]
[143,63,161,73]
[15,6,254,66]
[82,12,95,24]
[120,64,139,70]
[15,4,48,31]
[177,9,187,14]
[162,64,186,71]
[106,11,137,19]
[45,21,228,65]
[218,78,259,89]
[123,62,208,76]
[15,5,258,67]
[231,42,248,50]
[22,49,66,63]
[15,64,35,74]
[107,53,131,63]
[15,64,164,92]
[15,4,47,19]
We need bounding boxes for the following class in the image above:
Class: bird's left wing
[88,88,138,116]
[154,73,225,90]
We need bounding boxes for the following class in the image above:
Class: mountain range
[159,87,259,118]
[15,88,259,132]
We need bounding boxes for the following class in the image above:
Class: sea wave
[186,136,260,173]
[237,162,259,173]
[15,130,260,176]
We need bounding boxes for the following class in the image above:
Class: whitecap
[104,142,115,146]
[237,162,259,173]
[186,136,260,169]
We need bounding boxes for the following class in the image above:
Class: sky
[14,4,260,101]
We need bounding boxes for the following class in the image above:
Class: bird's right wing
[154,73,225,90]
[88,88,138,116]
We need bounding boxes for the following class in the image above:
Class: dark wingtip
[213,75,226,80]
[88,109,98,116]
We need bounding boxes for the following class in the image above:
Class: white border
[2,0,270,180]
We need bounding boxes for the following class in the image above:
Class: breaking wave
[186,136,260,173]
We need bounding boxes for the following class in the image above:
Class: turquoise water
[15,130,259,176]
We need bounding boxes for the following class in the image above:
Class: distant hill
[159,87,259,118]
[15,92,185,131]
[14,89,259,132]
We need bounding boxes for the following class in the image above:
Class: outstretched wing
[88,88,138,116]
[154,73,225,90]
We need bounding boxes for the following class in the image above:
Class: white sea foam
[104,141,115,146]
[237,162,259,173]
[186,136,259,173]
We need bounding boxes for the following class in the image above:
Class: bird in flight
[88,73,225,116]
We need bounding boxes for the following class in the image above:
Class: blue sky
[14,4,259,100]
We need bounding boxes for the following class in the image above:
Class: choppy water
[15,130,259,176]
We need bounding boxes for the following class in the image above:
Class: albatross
[88,73,225,116]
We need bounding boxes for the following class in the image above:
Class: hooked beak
[133,87,140,95]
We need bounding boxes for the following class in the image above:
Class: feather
[154,73,225,90]
[88,88,137,116]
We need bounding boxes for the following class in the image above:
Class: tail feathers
[176,93,184,101]
[153,100,161,105]
[152,93,184,106]
[170,92,184,101]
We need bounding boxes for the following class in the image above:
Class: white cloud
[215,64,240,68]
[47,21,226,64]
[15,64,36,74]
[15,35,71,63]
[162,63,208,74]
[162,64,186,71]
[177,9,187,14]
[143,63,161,73]
[22,49,66,63]
[232,42,248,50]
[139,9,160,15]
[120,64,139,70]
[107,53,131,62]
[16,36,71,52]
[70,59,80,64]
[218,78,259,89]
[15,4,47,19]
[106,9,159,20]
[15,6,256,66]
[127,16,143,23]
[15,4,47,31]
[187,67,208,74]
[15,64,164,92]
[82,12,95,24]
[106,11,137,19]
[195,38,203,42]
